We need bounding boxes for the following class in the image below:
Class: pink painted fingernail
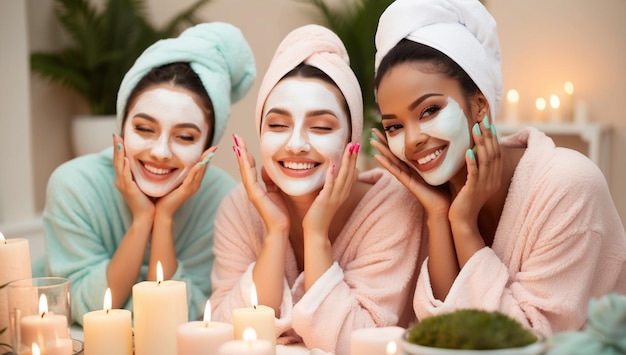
[233,134,239,146]
[348,144,354,154]
[354,143,361,154]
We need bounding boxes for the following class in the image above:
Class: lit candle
[350,326,405,355]
[83,288,132,355]
[0,231,32,346]
[176,300,234,355]
[232,283,276,353]
[217,327,272,355]
[133,261,188,355]
[535,97,547,122]
[505,89,520,122]
[386,340,398,355]
[19,294,70,351]
[549,94,562,122]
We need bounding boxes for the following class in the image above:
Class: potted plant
[30,0,211,156]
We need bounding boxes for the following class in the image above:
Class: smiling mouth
[143,162,175,175]
[280,161,320,170]
[417,147,445,165]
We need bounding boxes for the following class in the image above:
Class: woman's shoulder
[48,148,115,190]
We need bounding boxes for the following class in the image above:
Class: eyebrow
[380,93,444,121]
[133,113,202,132]
[266,108,339,120]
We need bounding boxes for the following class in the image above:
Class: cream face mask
[261,78,349,197]
[123,87,209,197]
[387,97,470,186]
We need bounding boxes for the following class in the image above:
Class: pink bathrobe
[210,169,426,354]
[414,127,626,336]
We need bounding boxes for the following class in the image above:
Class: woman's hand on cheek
[369,128,450,218]
[155,146,216,218]
[234,134,290,235]
[449,117,502,223]
[112,134,155,221]
[303,142,359,235]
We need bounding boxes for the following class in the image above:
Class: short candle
[232,283,276,353]
[83,288,133,355]
[217,327,272,355]
[19,294,69,351]
[177,299,234,355]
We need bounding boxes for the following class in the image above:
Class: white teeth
[144,164,172,175]
[283,161,316,170]
[417,149,443,165]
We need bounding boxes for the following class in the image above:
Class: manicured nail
[233,134,239,146]
[116,143,122,151]
[468,148,475,160]
[354,143,361,154]
[348,144,354,154]
[482,115,490,129]
[473,123,482,136]
[490,124,497,136]
[233,146,241,157]
[199,152,215,165]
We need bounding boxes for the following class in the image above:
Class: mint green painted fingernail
[199,152,215,165]
[473,123,482,136]
[116,143,122,151]
[482,115,490,129]
[491,124,497,136]
[468,148,475,160]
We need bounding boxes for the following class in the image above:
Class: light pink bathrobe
[210,169,426,354]
[414,127,626,336]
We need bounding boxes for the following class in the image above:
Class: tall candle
[83,288,132,355]
[19,294,69,350]
[505,89,520,122]
[0,232,32,346]
[350,326,405,355]
[549,94,562,122]
[563,81,575,121]
[232,283,276,353]
[177,300,234,355]
[217,328,272,355]
[535,97,547,122]
[133,261,188,355]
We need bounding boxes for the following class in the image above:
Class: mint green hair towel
[116,22,256,145]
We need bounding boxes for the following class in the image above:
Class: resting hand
[233,134,290,235]
[112,135,155,222]
[303,142,360,235]
[369,128,450,218]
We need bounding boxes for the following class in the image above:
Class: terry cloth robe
[414,127,626,336]
[43,147,236,324]
[210,168,425,354]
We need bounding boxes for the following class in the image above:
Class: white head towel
[255,24,363,143]
[375,0,502,118]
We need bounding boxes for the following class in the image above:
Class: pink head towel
[255,24,363,144]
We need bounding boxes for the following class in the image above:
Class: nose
[150,135,172,159]
[405,121,427,149]
[286,128,310,153]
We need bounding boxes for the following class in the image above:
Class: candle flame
[386,340,397,355]
[535,97,547,111]
[32,343,41,355]
[550,94,560,109]
[250,283,258,309]
[506,89,519,103]
[203,299,211,322]
[564,81,574,95]
[103,288,112,313]
[243,327,257,342]
[0,231,5,243]
[38,294,48,316]
[156,261,164,284]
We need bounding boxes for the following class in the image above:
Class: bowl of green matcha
[402,309,546,354]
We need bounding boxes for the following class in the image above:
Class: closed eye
[383,123,403,133]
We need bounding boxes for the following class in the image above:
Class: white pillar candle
[133,261,188,355]
[19,294,69,350]
[20,338,73,355]
[232,283,276,353]
[563,81,575,121]
[0,232,32,346]
[177,300,234,355]
[217,328,272,355]
[350,326,405,355]
[83,288,133,355]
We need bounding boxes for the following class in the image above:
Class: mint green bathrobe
[43,147,236,325]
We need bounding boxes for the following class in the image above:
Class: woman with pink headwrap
[209,24,425,353]
[371,0,626,337]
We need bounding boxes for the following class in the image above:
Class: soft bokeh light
[550,94,561,109]
[507,89,520,103]
[564,81,574,95]
[535,97,547,111]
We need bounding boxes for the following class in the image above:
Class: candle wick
[253,305,257,310]
[40,312,46,319]
[106,309,109,315]
[157,280,162,286]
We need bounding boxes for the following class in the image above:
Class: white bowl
[401,330,546,355]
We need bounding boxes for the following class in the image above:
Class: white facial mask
[387,97,470,186]
[123,87,209,197]
[261,78,349,196]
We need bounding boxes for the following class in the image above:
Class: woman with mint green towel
[42,22,256,324]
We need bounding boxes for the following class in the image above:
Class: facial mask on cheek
[388,97,470,186]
